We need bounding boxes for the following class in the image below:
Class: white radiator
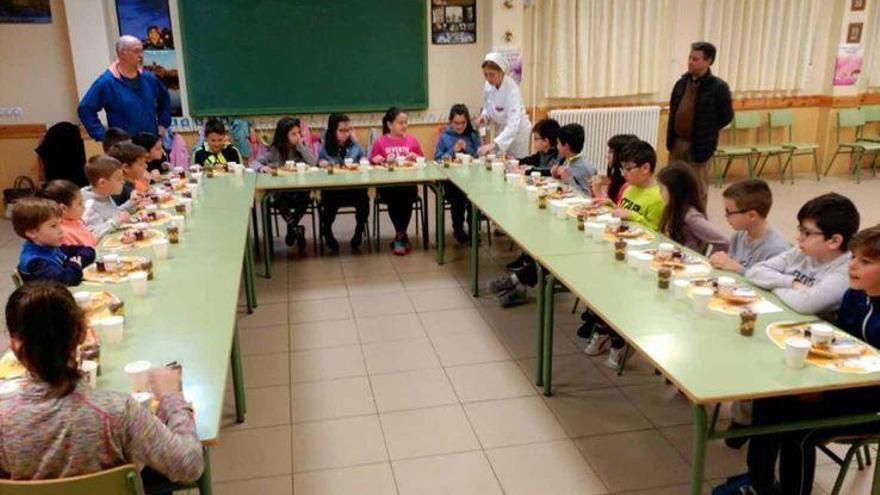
[548,106,661,174]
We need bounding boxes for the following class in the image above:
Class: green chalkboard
[177,0,427,116]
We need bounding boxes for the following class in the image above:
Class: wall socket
[0,107,24,117]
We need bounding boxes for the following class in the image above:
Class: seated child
[656,161,728,253]
[518,119,562,176]
[590,134,639,204]
[550,123,596,196]
[745,192,859,316]
[108,141,150,204]
[586,140,667,367]
[132,131,169,176]
[317,113,369,253]
[192,118,243,167]
[255,117,317,252]
[81,154,135,239]
[13,197,95,286]
[39,180,97,248]
[434,104,480,244]
[710,179,790,274]
[715,224,880,495]
[102,126,130,153]
[369,107,424,255]
[1,281,204,485]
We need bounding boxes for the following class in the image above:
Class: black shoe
[351,224,365,251]
[324,234,340,255]
[576,322,593,339]
[724,422,750,449]
[506,254,527,270]
[285,223,297,247]
[454,230,470,245]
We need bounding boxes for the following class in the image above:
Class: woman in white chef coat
[476,52,532,158]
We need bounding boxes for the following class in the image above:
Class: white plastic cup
[296,162,307,174]
[180,198,193,214]
[491,161,505,175]
[717,276,737,297]
[636,252,653,276]
[525,186,538,202]
[658,242,675,260]
[530,171,541,180]
[284,160,296,168]
[784,337,812,369]
[344,158,354,166]
[186,185,199,200]
[73,291,92,307]
[587,222,605,242]
[130,271,148,296]
[80,360,98,388]
[100,315,124,345]
[172,215,186,232]
[145,204,158,213]
[415,157,426,166]
[103,254,119,272]
[626,249,640,268]
[673,279,690,299]
[692,287,714,314]
[606,217,622,230]
[461,155,473,164]
[487,154,497,162]
[396,157,406,166]
[152,239,169,260]
[508,159,520,168]
[505,172,520,183]
[809,323,835,346]
[233,163,243,176]
[132,391,153,409]
[358,158,369,167]
[124,360,152,391]
[555,205,567,220]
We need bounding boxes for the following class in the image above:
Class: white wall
[0,0,78,124]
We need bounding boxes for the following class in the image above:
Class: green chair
[0,464,145,495]
[823,108,880,183]
[10,270,23,289]
[818,436,879,495]
[713,112,765,187]
[862,104,880,142]
[766,109,820,182]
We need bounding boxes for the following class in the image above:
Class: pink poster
[833,44,863,86]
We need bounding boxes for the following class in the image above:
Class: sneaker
[583,333,611,356]
[489,274,517,294]
[391,234,411,256]
[712,474,777,495]
[453,230,470,245]
[604,346,624,369]
[499,286,528,307]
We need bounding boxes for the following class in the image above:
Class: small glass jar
[166,226,180,244]
[657,267,672,289]
[740,310,757,336]
[537,193,548,209]
[614,240,627,261]
[577,215,585,231]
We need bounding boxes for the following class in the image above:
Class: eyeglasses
[724,208,747,218]
[796,225,825,238]
[621,163,640,173]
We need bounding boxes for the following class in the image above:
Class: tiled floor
[2,174,880,494]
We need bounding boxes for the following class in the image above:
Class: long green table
[447,164,880,495]
[254,166,449,277]
[84,173,257,494]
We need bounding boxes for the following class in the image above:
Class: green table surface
[254,166,448,191]
[541,250,880,405]
[81,173,256,443]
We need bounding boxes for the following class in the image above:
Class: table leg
[542,274,555,397]
[436,183,445,265]
[243,232,256,314]
[261,194,272,279]
[872,444,880,495]
[535,264,545,386]
[198,447,213,495]
[421,184,430,250]
[690,405,708,495]
[231,325,247,423]
[250,202,259,259]
[470,203,480,297]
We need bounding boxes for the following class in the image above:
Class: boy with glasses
[710,179,789,274]
[745,192,859,317]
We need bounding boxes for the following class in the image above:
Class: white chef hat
[482,52,509,74]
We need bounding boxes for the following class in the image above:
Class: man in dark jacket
[667,41,733,201]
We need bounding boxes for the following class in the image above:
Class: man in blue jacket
[77,35,171,143]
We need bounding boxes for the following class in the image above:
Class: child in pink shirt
[39,180,98,247]
[369,107,424,255]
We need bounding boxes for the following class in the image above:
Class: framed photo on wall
[851,0,866,11]
[847,22,863,44]
[431,0,476,45]
[0,0,51,23]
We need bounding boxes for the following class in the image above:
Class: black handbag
[3,176,37,216]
